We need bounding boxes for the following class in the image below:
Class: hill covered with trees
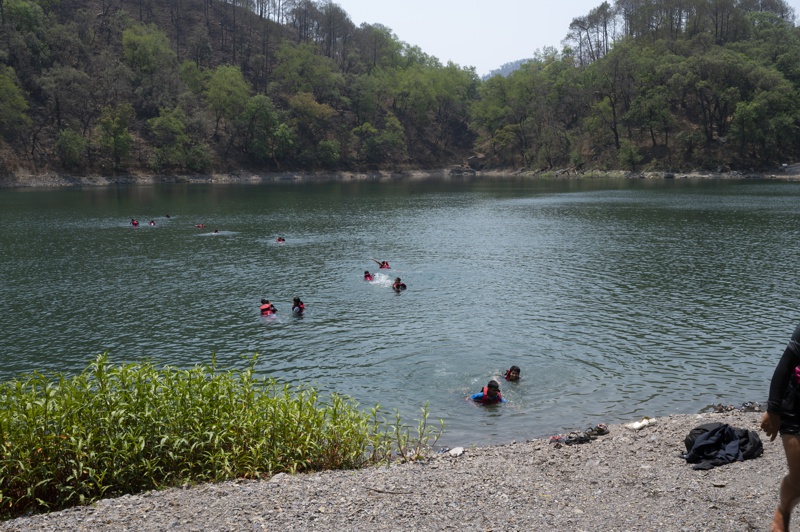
[0,0,798,180]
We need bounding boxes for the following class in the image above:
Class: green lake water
[1,176,797,446]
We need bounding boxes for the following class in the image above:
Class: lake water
[1,176,798,448]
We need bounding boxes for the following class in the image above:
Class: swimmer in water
[194,224,205,228]
[131,219,139,227]
[392,277,407,292]
[149,220,156,226]
[213,229,219,234]
[469,380,506,405]
[371,258,390,269]
[504,366,521,381]
[292,297,305,315]
[259,299,277,316]
[364,271,374,281]
[276,237,286,243]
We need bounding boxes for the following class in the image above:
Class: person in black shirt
[762,323,800,532]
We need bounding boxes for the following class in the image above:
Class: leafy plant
[0,354,443,520]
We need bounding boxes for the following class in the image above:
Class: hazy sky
[334,0,800,76]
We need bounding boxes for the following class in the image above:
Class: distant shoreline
[2,167,799,189]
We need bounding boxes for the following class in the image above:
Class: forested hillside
[0,0,798,179]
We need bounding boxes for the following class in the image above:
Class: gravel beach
[0,409,787,531]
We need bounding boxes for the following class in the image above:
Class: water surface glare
[1,178,798,447]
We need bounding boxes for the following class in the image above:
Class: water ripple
[1,180,799,446]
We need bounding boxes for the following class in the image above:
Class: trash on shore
[448,447,464,457]
[626,417,656,430]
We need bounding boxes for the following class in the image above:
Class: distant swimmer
[194,224,205,228]
[165,214,171,218]
[292,297,305,316]
[260,299,278,316]
[131,219,139,227]
[371,258,390,269]
[364,271,374,281]
[149,220,156,226]
[276,237,286,243]
[392,277,407,292]
[213,229,219,234]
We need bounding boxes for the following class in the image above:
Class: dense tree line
[0,0,798,178]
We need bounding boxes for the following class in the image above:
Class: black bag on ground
[683,422,763,470]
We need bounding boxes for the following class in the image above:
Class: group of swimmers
[130,219,158,227]
[130,216,221,232]
[260,297,305,316]
[135,218,217,232]
[365,258,407,293]
[469,366,521,405]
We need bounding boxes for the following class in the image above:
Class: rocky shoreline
[0,410,786,531]
[2,165,800,189]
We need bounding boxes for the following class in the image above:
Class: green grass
[0,353,443,519]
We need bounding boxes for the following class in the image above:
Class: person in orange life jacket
[505,366,521,381]
[371,258,390,269]
[276,237,285,243]
[131,219,139,227]
[259,299,277,316]
[364,271,373,281]
[292,297,305,315]
[470,380,506,405]
[392,277,407,292]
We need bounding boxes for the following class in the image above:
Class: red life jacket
[478,386,502,404]
[293,303,305,314]
[365,273,373,281]
[379,262,390,269]
[260,304,275,316]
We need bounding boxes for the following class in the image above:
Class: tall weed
[0,353,443,519]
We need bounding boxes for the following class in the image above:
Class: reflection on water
[1,178,798,447]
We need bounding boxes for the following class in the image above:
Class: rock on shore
[0,410,786,531]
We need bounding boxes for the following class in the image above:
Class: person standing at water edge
[761,323,800,531]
